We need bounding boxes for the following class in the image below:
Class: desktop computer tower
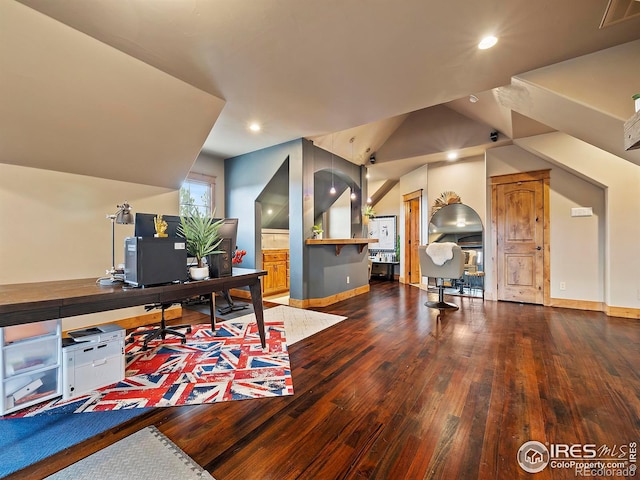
[208,237,233,277]
[124,237,188,287]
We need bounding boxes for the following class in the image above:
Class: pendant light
[350,137,356,200]
[330,134,336,195]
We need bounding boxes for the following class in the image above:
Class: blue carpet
[0,409,148,478]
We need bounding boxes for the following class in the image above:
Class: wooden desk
[0,268,268,348]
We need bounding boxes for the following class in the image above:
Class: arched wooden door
[491,170,550,305]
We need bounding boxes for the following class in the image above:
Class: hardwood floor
[12,281,640,479]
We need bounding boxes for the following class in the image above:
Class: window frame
[180,173,216,217]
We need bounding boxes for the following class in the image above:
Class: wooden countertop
[305,238,377,255]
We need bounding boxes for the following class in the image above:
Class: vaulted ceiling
[2,0,640,187]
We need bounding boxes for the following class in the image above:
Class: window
[180,173,216,216]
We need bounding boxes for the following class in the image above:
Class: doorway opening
[403,190,422,284]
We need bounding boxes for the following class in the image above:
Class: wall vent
[600,0,640,28]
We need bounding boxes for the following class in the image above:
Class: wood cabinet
[262,249,289,296]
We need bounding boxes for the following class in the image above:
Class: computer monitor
[207,218,238,277]
[134,214,238,251]
[215,218,238,254]
[134,213,182,238]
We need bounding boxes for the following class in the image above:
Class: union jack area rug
[11,319,293,416]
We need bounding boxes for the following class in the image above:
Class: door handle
[536,246,541,250]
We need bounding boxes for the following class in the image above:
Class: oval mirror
[428,203,484,296]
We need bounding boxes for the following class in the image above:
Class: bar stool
[466,271,485,299]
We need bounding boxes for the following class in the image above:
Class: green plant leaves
[178,214,225,267]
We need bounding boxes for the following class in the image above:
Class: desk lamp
[98,201,133,285]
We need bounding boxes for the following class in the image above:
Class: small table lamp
[99,202,133,285]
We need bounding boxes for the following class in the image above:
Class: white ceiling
[4,0,640,185]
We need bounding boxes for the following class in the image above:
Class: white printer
[62,324,125,401]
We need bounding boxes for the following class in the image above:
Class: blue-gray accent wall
[225,138,368,302]
[307,245,369,298]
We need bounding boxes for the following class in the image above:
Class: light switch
[571,207,593,217]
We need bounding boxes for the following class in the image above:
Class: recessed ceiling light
[447,151,458,160]
[249,122,261,132]
[469,94,479,103]
[478,36,498,50]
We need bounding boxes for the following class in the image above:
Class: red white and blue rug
[11,319,293,416]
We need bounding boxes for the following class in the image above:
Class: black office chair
[216,290,249,315]
[127,302,192,351]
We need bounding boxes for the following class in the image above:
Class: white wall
[426,156,486,228]
[514,133,640,309]
[327,189,351,238]
[374,183,401,218]
[396,146,617,309]
[398,165,428,279]
[397,158,487,281]
[486,144,606,305]
[0,163,180,330]
[549,168,604,302]
[1,1,225,190]
[261,229,289,249]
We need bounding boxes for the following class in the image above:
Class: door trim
[402,190,422,284]
[490,169,550,306]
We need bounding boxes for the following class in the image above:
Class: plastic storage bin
[1,320,62,415]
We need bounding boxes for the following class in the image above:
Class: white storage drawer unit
[62,324,125,400]
[1,319,62,415]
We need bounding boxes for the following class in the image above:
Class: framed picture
[368,215,396,251]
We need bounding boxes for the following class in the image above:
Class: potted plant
[312,224,324,239]
[363,205,376,224]
[178,213,224,280]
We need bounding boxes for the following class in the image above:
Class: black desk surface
[0,268,266,328]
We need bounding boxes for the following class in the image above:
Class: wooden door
[403,191,421,284]
[492,170,549,304]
